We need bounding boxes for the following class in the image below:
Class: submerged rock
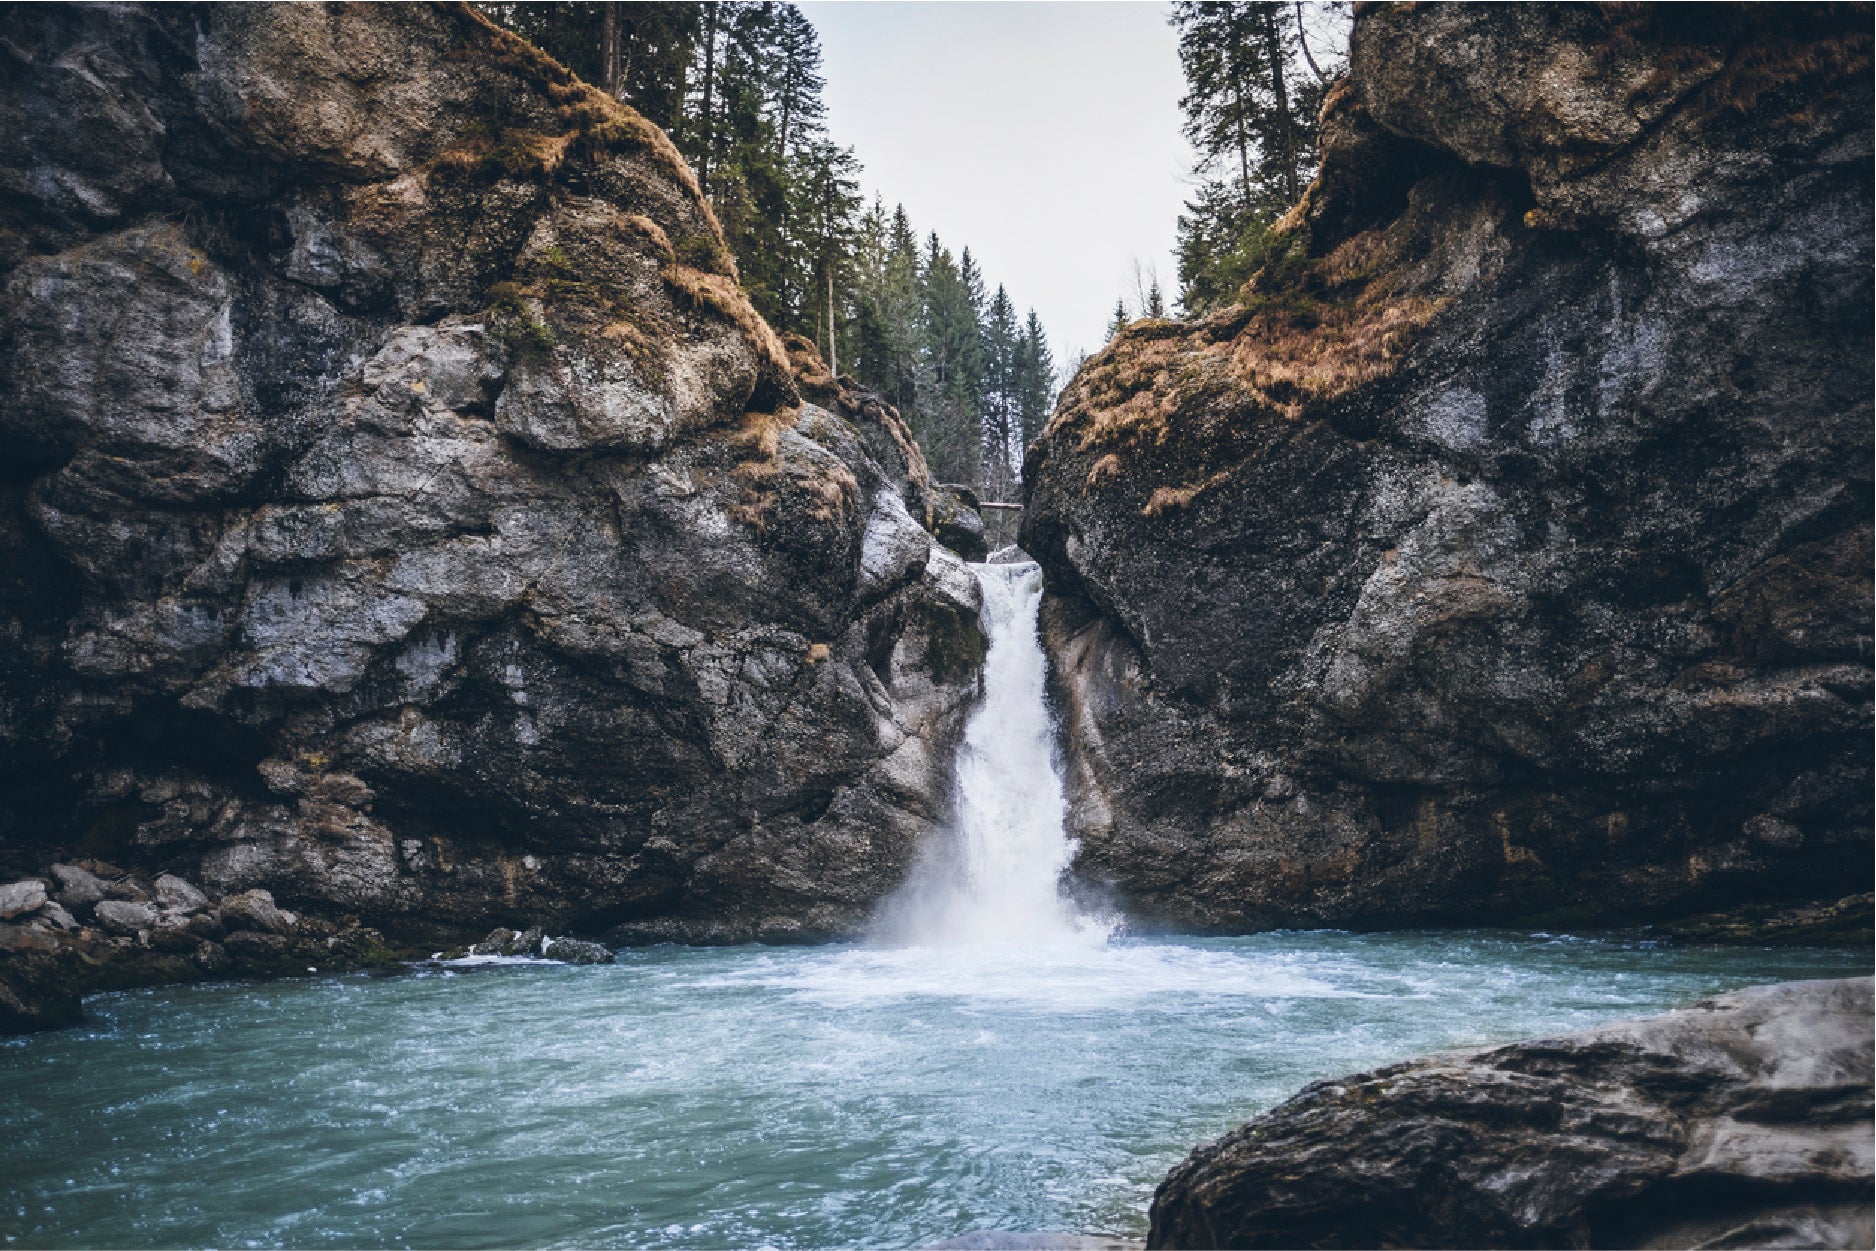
[1023,5,1873,930]
[1149,977,1875,1250]
[542,936,614,964]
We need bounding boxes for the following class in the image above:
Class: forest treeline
[476,1,1053,496]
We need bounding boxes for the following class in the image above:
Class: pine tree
[1013,309,1056,456]
[1169,0,1335,314]
[1108,298,1131,339]
[915,235,984,485]
[979,285,1021,500]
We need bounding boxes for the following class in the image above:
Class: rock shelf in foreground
[1149,977,1875,1250]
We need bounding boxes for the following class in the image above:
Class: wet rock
[0,951,83,1034]
[193,941,230,973]
[49,864,104,909]
[221,930,295,974]
[542,936,614,965]
[92,899,159,936]
[1023,5,1873,930]
[153,874,210,914]
[470,926,544,957]
[0,880,47,920]
[1658,893,1874,947]
[1149,978,1875,1250]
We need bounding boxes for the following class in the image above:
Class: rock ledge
[1149,977,1875,1250]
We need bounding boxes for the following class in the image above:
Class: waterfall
[874,558,1106,948]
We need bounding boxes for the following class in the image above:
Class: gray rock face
[1148,977,1875,1250]
[1022,6,1872,930]
[0,3,980,951]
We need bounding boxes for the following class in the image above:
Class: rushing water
[873,560,1106,948]
[3,563,1869,1249]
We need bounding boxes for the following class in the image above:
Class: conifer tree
[1169,1,1342,314]
[1108,299,1131,339]
[1014,310,1056,454]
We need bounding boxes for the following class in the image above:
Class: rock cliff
[0,0,985,993]
[1023,4,1873,931]
[1149,976,1875,1250]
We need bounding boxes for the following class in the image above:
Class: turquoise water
[2,931,1866,1249]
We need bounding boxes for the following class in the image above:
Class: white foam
[873,561,1110,949]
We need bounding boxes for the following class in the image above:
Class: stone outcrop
[1022,5,1873,930]
[1149,976,1875,1250]
[0,861,397,1034]
[0,0,985,1012]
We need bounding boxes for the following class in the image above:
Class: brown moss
[662,263,794,398]
[727,422,860,533]
[1593,2,1873,124]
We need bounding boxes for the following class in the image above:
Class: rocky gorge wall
[1024,4,1873,931]
[0,0,989,990]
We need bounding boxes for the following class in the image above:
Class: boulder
[92,899,159,935]
[153,874,210,914]
[218,890,297,935]
[470,926,544,957]
[1149,978,1875,1250]
[542,937,615,965]
[0,951,83,1034]
[929,484,990,562]
[36,900,77,931]
[48,864,104,908]
[0,880,46,920]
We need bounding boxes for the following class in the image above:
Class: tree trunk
[599,2,621,96]
[699,2,719,192]
[1262,6,1300,203]
[1228,26,1252,212]
[1295,1,1328,84]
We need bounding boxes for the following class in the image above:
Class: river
[3,562,1865,1248]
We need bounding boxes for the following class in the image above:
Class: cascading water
[873,557,1108,947]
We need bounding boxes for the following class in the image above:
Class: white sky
[798,1,1196,369]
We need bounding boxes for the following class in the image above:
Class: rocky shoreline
[0,862,397,1034]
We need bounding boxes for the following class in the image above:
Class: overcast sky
[798,1,1195,369]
